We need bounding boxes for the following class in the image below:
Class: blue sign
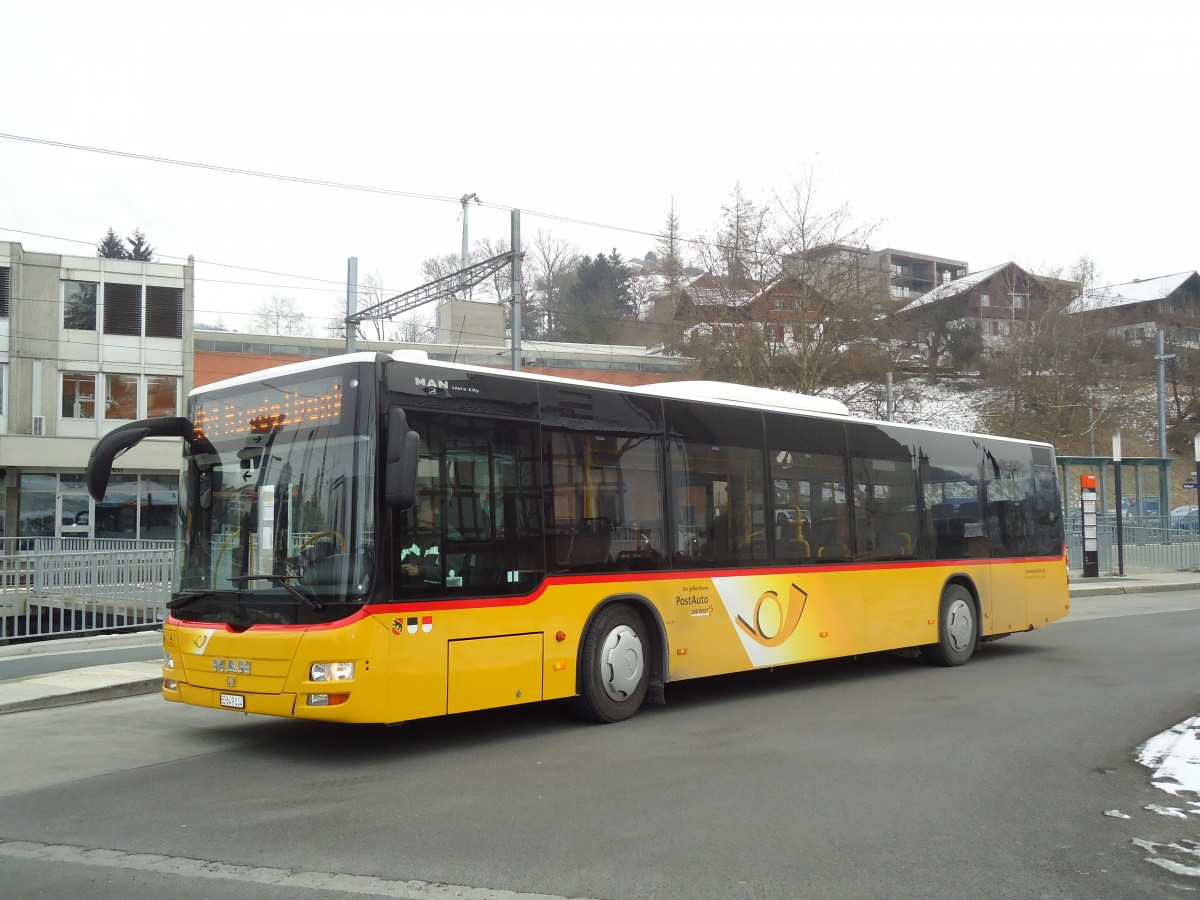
[1185,482,1198,490]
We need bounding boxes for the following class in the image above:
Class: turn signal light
[307,693,349,707]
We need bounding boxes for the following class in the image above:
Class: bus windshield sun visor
[87,416,210,501]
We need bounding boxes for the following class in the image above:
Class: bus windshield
[173,365,376,625]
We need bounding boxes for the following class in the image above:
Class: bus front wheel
[571,604,649,723]
[922,584,977,667]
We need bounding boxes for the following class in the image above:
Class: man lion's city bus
[87,352,1069,725]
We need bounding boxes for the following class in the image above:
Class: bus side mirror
[385,407,419,510]
[87,416,198,501]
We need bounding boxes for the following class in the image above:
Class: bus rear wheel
[571,604,649,723]
[922,584,977,666]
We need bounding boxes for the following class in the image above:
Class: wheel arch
[578,593,668,705]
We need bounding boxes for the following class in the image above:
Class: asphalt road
[1,592,1199,899]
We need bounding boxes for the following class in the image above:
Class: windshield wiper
[168,589,218,611]
[228,574,325,611]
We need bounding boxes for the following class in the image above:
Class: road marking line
[0,838,596,900]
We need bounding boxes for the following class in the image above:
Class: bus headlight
[310,662,355,682]
[163,653,175,670]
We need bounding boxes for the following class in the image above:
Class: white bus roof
[191,350,1050,450]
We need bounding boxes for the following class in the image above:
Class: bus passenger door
[985,497,1028,635]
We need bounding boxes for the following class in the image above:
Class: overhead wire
[0,132,964,335]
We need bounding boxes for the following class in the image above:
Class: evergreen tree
[126,229,155,261]
[656,196,685,280]
[96,228,127,259]
[556,250,634,343]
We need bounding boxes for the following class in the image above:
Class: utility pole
[1156,330,1173,458]
[460,193,478,290]
[511,209,523,372]
[345,256,358,354]
[1156,330,1174,527]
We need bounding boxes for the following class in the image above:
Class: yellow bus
[87,352,1069,724]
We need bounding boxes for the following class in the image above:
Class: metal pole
[345,256,358,354]
[885,372,894,422]
[459,193,478,294]
[1194,435,1200,537]
[510,209,523,372]
[1156,330,1172,458]
[1113,430,1124,577]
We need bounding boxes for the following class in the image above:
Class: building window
[104,373,139,420]
[103,283,142,336]
[146,375,179,417]
[62,373,97,419]
[146,286,183,338]
[0,266,10,318]
[63,280,99,330]
[18,473,57,537]
[1012,294,1027,309]
[980,294,990,308]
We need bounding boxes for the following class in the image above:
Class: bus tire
[922,583,977,667]
[571,604,649,723]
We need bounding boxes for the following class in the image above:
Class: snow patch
[1146,804,1190,819]
[1138,715,1200,797]
[1134,839,1200,878]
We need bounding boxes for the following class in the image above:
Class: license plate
[219,693,245,709]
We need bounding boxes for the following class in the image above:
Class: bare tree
[528,230,578,337]
[251,295,313,336]
[420,253,463,285]
[691,182,782,290]
[472,236,512,305]
[975,260,1132,450]
[395,312,436,343]
[674,176,886,394]
[325,270,402,342]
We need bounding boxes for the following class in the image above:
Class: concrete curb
[0,677,161,715]
[0,659,162,716]
[1070,581,1200,598]
[0,630,162,658]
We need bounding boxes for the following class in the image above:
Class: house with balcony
[785,245,969,313]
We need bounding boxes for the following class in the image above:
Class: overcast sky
[2,1,1197,335]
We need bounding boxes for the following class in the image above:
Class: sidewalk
[0,631,162,715]
[2,570,1199,716]
[1067,566,1200,597]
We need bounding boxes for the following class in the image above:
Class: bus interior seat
[552,517,613,569]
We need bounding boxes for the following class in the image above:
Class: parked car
[1170,505,1200,530]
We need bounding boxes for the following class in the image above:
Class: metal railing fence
[0,540,173,643]
[1066,520,1200,574]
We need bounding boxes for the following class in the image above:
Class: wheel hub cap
[599,624,644,702]
[946,598,974,652]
